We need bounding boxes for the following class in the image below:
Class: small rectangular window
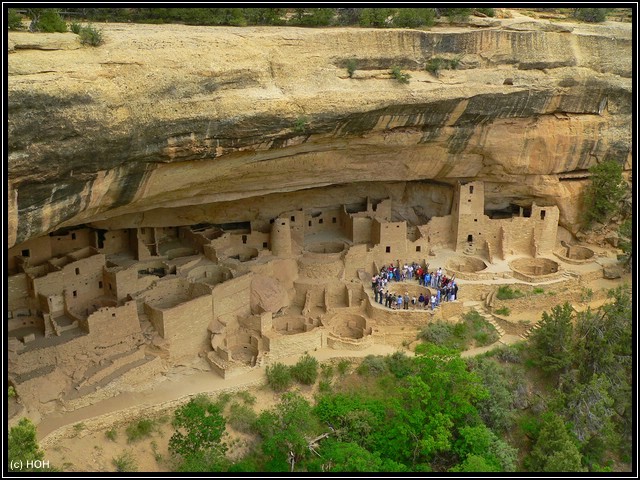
[263,242,268,249]
[319,218,324,224]
[332,217,337,223]
[308,221,312,227]
[73,290,77,298]
[469,186,474,194]
[98,281,103,288]
[21,249,30,257]
[385,246,391,253]
[474,219,478,222]
[540,210,546,220]
[291,216,295,222]
[71,233,76,240]
[75,267,80,275]
[270,219,275,224]
[112,313,116,317]
[242,235,248,244]
[416,246,421,252]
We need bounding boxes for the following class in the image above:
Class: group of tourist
[370,262,459,311]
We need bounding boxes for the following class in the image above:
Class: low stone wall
[263,328,324,359]
[326,332,374,350]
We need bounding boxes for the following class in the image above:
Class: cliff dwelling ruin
[7,180,621,415]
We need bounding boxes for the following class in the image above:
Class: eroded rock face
[7,18,632,247]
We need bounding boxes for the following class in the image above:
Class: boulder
[603,265,623,279]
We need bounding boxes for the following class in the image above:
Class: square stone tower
[451,181,485,252]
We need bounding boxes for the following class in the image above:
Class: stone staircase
[519,322,541,340]
[476,306,505,337]
[463,301,505,338]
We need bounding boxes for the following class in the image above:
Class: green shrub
[69,21,82,34]
[32,8,67,32]
[228,402,257,433]
[418,321,455,346]
[8,386,17,398]
[293,116,309,134]
[112,451,137,472]
[359,8,394,27]
[8,9,25,30]
[8,418,45,472]
[573,8,608,23]
[356,355,387,376]
[441,8,472,22]
[532,287,545,295]
[126,418,156,443]
[496,285,524,300]
[495,307,511,316]
[425,56,461,76]
[265,362,292,392]
[105,429,117,441]
[392,8,435,28]
[346,58,357,78]
[390,66,411,84]
[79,24,104,46]
[493,344,523,364]
[385,351,414,378]
[475,8,495,17]
[169,396,227,459]
[291,353,319,385]
[337,359,351,376]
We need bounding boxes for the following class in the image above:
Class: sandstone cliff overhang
[7,18,632,247]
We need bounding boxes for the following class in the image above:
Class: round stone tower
[270,218,292,256]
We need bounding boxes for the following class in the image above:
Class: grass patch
[495,306,511,316]
[496,285,524,300]
[228,402,258,433]
[125,418,156,443]
[105,428,118,441]
[112,451,137,472]
[337,359,351,376]
[346,58,357,77]
[320,363,334,380]
[235,390,256,405]
[532,287,545,295]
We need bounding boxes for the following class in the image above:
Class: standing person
[403,292,410,310]
[430,294,436,310]
[397,294,403,310]
[411,295,417,310]
[378,285,384,305]
[385,291,391,308]
[436,287,441,306]
[418,293,425,308]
